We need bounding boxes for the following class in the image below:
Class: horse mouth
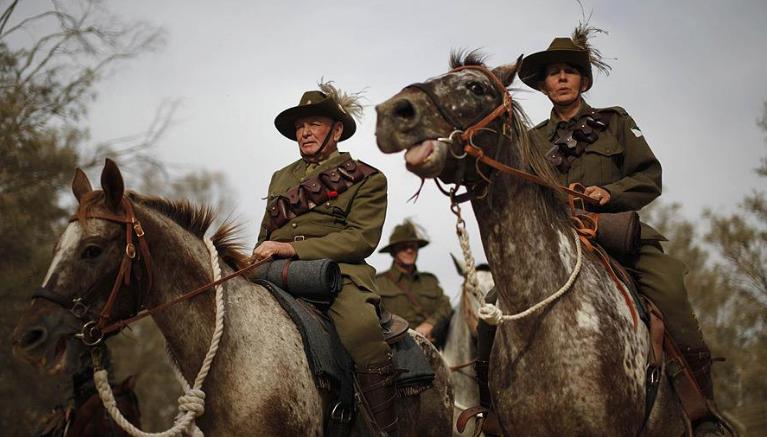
[404,139,446,179]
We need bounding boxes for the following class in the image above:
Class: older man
[251,82,397,435]
[375,220,452,345]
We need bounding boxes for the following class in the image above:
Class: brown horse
[375,52,687,436]
[13,160,453,436]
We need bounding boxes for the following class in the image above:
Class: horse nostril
[20,326,47,350]
[393,99,417,120]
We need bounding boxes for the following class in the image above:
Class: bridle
[33,195,270,346]
[405,63,598,206]
[33,197,153,346]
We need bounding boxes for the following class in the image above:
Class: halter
[33,197,154,346]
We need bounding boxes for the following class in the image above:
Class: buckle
[329,401,352,423]
[133,222,145,237]
[293,235,305,241]
[70,298,89,319]
[126,243,136,259]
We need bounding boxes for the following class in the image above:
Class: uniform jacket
[533,100,665,241]
[375,264,453,329]
[256,151,387,291]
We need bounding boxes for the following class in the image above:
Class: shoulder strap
[265,158,379,233]
[385,270,428,319]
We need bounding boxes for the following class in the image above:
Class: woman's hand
[584,185,611,206]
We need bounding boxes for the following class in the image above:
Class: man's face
[295,115,341,157]
[541,62,589,106]
[393,242,419,267]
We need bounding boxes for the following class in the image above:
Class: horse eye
[467,81,486,96]
[81,245,102,260]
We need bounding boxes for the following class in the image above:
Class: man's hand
[415,322,435,341]
[250,241,297,263]
[584,185,611,206]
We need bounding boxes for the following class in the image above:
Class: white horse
[442,254,495,436]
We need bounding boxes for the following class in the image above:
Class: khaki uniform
[256,151,390,366]
[375,264,453,330]
[532,100,707,351]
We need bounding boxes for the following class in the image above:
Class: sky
[15,0,767,302]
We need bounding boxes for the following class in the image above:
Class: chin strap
[301,122,339,163]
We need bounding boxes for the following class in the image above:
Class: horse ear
[100,158,124,210]
[492,54,524,87]
[450,253,466,276]
[72,168,93,203]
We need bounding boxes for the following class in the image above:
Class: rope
[453,202,483,335]
[93,237,226,437]
[478,230,583,326]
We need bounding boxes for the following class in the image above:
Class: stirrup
[456,406,501,437]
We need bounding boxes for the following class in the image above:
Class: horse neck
[134,206,273,381]
[470,137,574,312]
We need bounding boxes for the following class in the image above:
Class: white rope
[477,230,583,326]
[93,237,226,437]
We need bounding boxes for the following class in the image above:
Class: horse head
[12,159,148,374]
[376,52,529,184]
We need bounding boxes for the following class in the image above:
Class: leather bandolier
[265,158,378,233]
[545,109,609,173]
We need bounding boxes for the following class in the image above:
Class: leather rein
[405,64,597,206]
[33,196,270,346]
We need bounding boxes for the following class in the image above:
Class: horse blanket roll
[250,259,342,304]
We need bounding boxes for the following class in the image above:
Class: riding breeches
[328,279,391,367]
[631,241,708,352]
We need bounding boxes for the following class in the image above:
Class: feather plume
[317,79,365,122]
[571,11,612,76]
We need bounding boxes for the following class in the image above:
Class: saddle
[253,279,434,432]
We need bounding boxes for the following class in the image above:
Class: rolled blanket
[249,259,342,304]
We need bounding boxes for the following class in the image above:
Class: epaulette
[594,106,629,117]
[533,119,549,129]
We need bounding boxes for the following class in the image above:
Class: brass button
[291,223,297,228]
[325,202,330,207]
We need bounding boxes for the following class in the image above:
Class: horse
[441,255,494,436]
[374,51,687,436]
[35,343,141,437]
[12,159,453,436]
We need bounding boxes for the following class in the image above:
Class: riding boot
[356,354,399,436]
[683,347,739,437]
[475,319,501,436]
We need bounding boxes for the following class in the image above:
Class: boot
[475,319,500,436]
[356,355,398,436]
[683,348,739,437]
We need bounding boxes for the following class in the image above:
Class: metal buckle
[133,222,145,237]
[329,401,352,423]
[647,365,661,385]
[293,235,305,241]
[126,243,136,258]
[70,298,89,319]
[76,320,104,346]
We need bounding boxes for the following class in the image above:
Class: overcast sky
[16,0,767,301]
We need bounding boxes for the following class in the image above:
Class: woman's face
[541,62,589,106]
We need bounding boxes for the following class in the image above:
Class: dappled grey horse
[375,52,687,436]
[13,159,453,436]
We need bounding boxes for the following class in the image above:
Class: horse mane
[76,191,249,270]
[449,49,488,69]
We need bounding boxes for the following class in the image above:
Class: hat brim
[274,98,356,141]
[378,239,429,254]
[520,49,593,91]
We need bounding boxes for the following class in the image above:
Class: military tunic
[532,100,707,351]
[375,264,453,330]
[256,151,390,366]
